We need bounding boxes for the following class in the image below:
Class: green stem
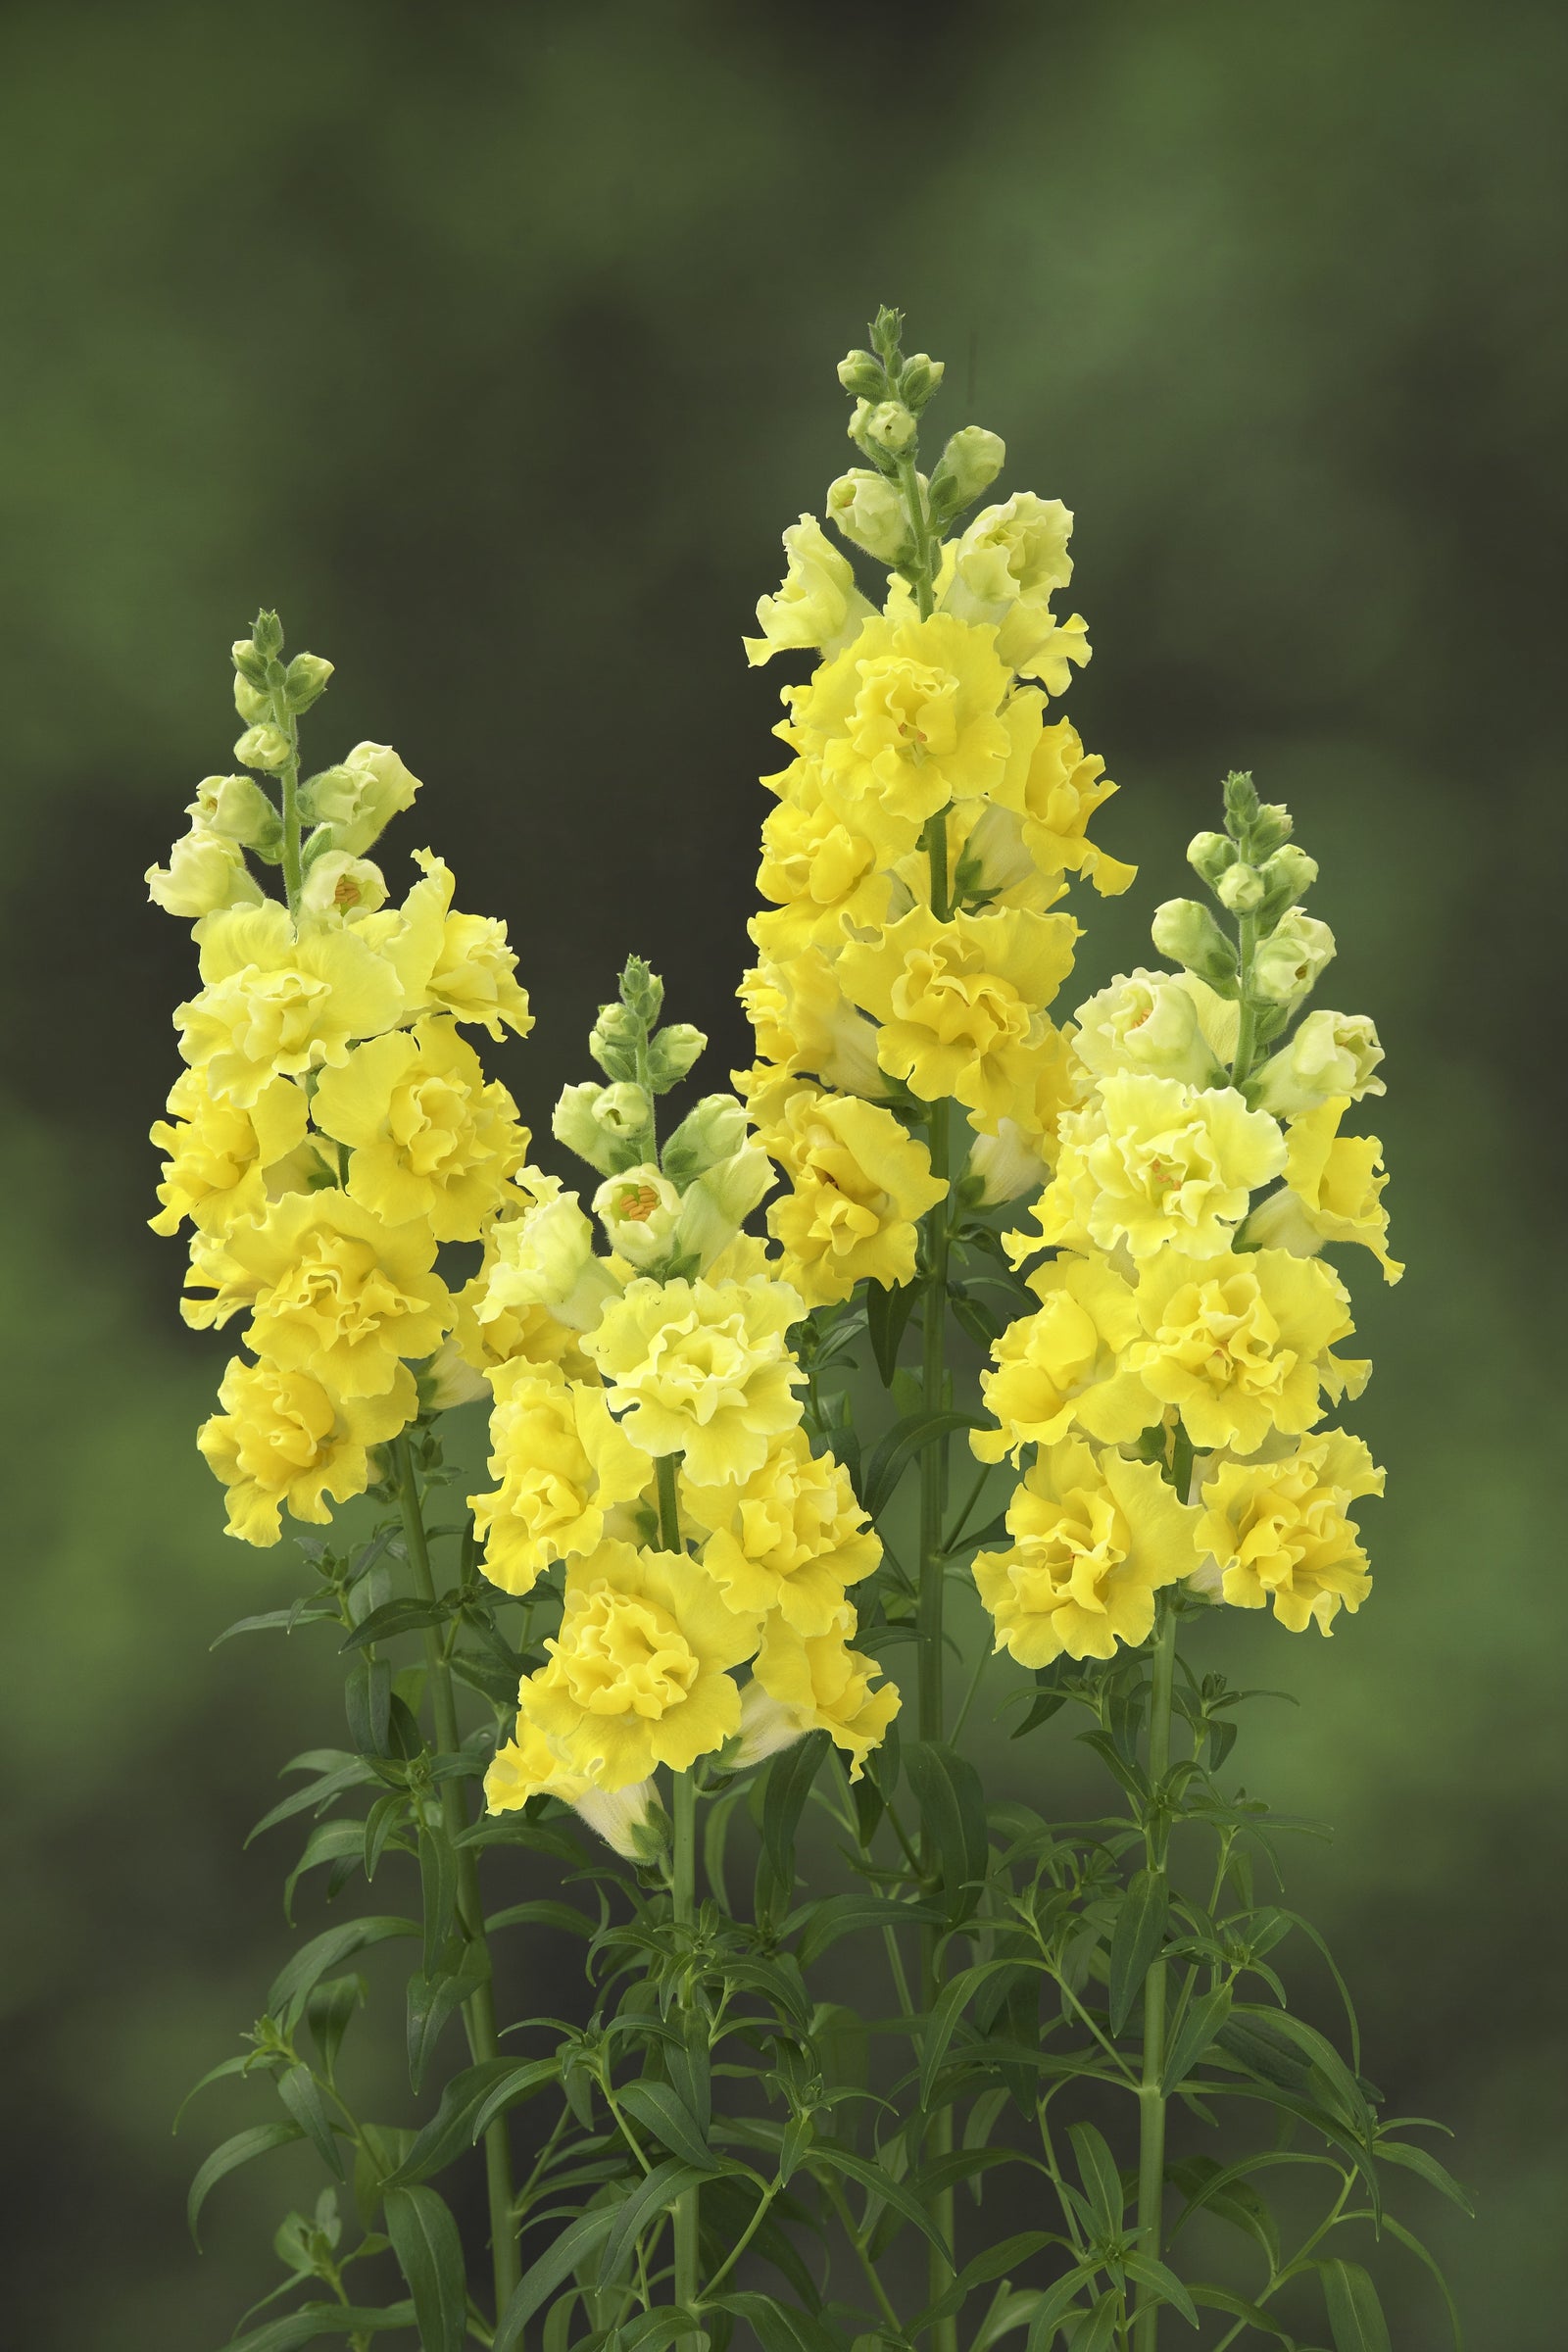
[670,1769,700,2318]
[896,453,936,617]
[393,1434,519,2319]
[1229,910,1259,1087]
[267,679,305,917]
[1133,1598,1179,2352]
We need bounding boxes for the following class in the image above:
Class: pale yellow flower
[149,1065,311,1236]
[175,900,403,1106]
[470,1359,652,1596]
[583,1274,806,1486]
[760,1087,948,1304]
[1196,1431,1383,1635]
[360,850,533,1039]
[1246,1098,1402,1284]
[681,1427,880,1636]
[737,947,884,1101]
[743,514,875,666]
[1021,1075,1284,1262]
[515,1539,757,1788]
[311,1016,528,1243]
[749,1615,900,1781]
[197,1354,414,1545]
[973,1436,1199,1665]
[483,1718,663,1858]
[838,905,1078,1121]
[972,1254,1142,1463]
[752,767,895,958]
[993,711,1135,895]
[183,1188,451,1398]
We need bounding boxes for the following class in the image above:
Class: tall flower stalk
[149,314,1463,2352]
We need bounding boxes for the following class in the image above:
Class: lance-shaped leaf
[407,1937,489,2093]
[1320,2259,1394,2352]
[1108,1868,1169,2033]
[388,2057,560,2186]
[224,2303,418,2352]
[188,2122,304,2245]
[277,2065,345,2179]
[269,1917,418,2030]
[1160,1983,1233,2095]
[492,2207,616,2352]
[906,1740,989,1926]
[385,2184,466,2352]
[616,2080,722,2173]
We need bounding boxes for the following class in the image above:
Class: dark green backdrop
[2,2,1563,2344]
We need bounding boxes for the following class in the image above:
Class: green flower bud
[930,425,1005,512]
[616,956,664,1028]
[1187,830,1237,887]
[897,353,944,410]
[301,742,421,857]
[861,400,918,456]
[1150,898,1241,995]
[1250,911,1336,1008]
[232,674,272,726]
[283,652,334,713]
[250,610,284,660]
[673,1144,775,1270]
[554,1081,634,1176]
[837,348,887,400]
[644,1021,707,1093]
[1216,861,1266,913]
[827,468,910,564]
[186,772,282,858]
[231,636,270,686]
[233,723,291,772]
[1250,801,1295,858]
[1222,768,1260,835]
[1256,844,1319,926]
[661,1094,748,1190]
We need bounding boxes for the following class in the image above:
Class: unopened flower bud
[1256,844,1319,924]
[283,652,334,713]
[861,400,918,456]
[1187,830,1237,887]
[1150,899,1240,994]
[674,1143,775,1269]
[572,1780,667,1864]
[233,723,291,772]
[554,1082,645,1176]
[1074,967,1227,1087]
[661,1094,747,1190]
[187,773,282,858]
[232,674,272,725]
[230,636,270,686]
[250,609,285,660]
[301,741,421,856]
[1250,911,1336,1008]
[827,468,909,564]
[931,425,1005,510]
[145,825,264,919]
[1250,801,1295,858]
[1216,861,1266,913]
[616,956,664,1029]
[965,1117,1052,1205]
[836,348,887,400]
[1250,1009,1385,1116]
[897,353,944,409]
[644,1021,707,1094]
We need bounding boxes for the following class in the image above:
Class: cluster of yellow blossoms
[149,617,534,1548]
[472,960,899,1835]
[973,777,1398,1647]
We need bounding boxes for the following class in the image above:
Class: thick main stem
[659,1456,702,2322]
[1133,1599,1179,2352]
[393,1435,519,2317]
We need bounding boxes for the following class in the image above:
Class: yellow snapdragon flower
[991,710,1135,897]
[514,1539,757,1788]
[752,770,895,958]
[838,905,1078,1121]
[973,1436,1200,1665]
[1246,1098,1403,1284]
[175,900,403,1106]
[359,850,534,1040]
[749,1615,901,1781]
[146,823,266,920]
[482,1719,662,1859]
[1196,1431,1384,1635]
[760,1086,948,1303]
[583,1273,806,1486]
[972,1253,1142,1463]
[311,1015,529,1244]
[149,1065,312,1236]
[470,1359,652,1595]
[476,1172,622,1336]
[681,1427,880,1637]
[783,611,1013,835]
[743,513,874,666]
[737,947,884,1102]
[183,1188,451,1399]
[197,1353,413,1545]
[1094,1247,1368,1453]
[1020,1074,1285,1262]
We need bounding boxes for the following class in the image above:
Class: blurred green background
[2,0,1563,2342]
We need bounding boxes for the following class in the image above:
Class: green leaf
[708,2292,839,2352]
[1066,2123,1123,2237]
[1376,2135,1475,2216]
[486,1899,596,1939]
[188,2122,303,2245]
[809,2141,951,2261]
[283,1819,368,1922]
[1320,2259,1393,2352]
[1168,2154,1278,2268]
[341,1596,453,1653]
[616,2081,720,2173]
[1108,1869,1169,2034]
[269,1918,418,2030]
[917,2232,1058,2328]
[492,2208,615,2351]
[249,1760,378,1845]
[221,2304,418,2352]
[211,1602,337,1647]
[277,2067,345,2180]
[306,1976,366,2082]
[906,1740,989,1926]
[344,1656,392,1757]
[1378,2215,1466,2352]
[615,2311,710,2352]
[407,1938,489,2093]
[865,1278,921,1389]
[1161,1984,1233,2095]
[864,1409,986,1520]
[1119,2251,1199,2328]
[389,2057,559,2185]
[1188,2285,1296,2343]
[418,1827,459,1976]
[601,2158,709,2279]
[385,2184,466,2352]
[792,1890,941,1969]
[757,1732,828,1920]
[919,1957,1044,2108]
[1022,2267,1098,2351]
